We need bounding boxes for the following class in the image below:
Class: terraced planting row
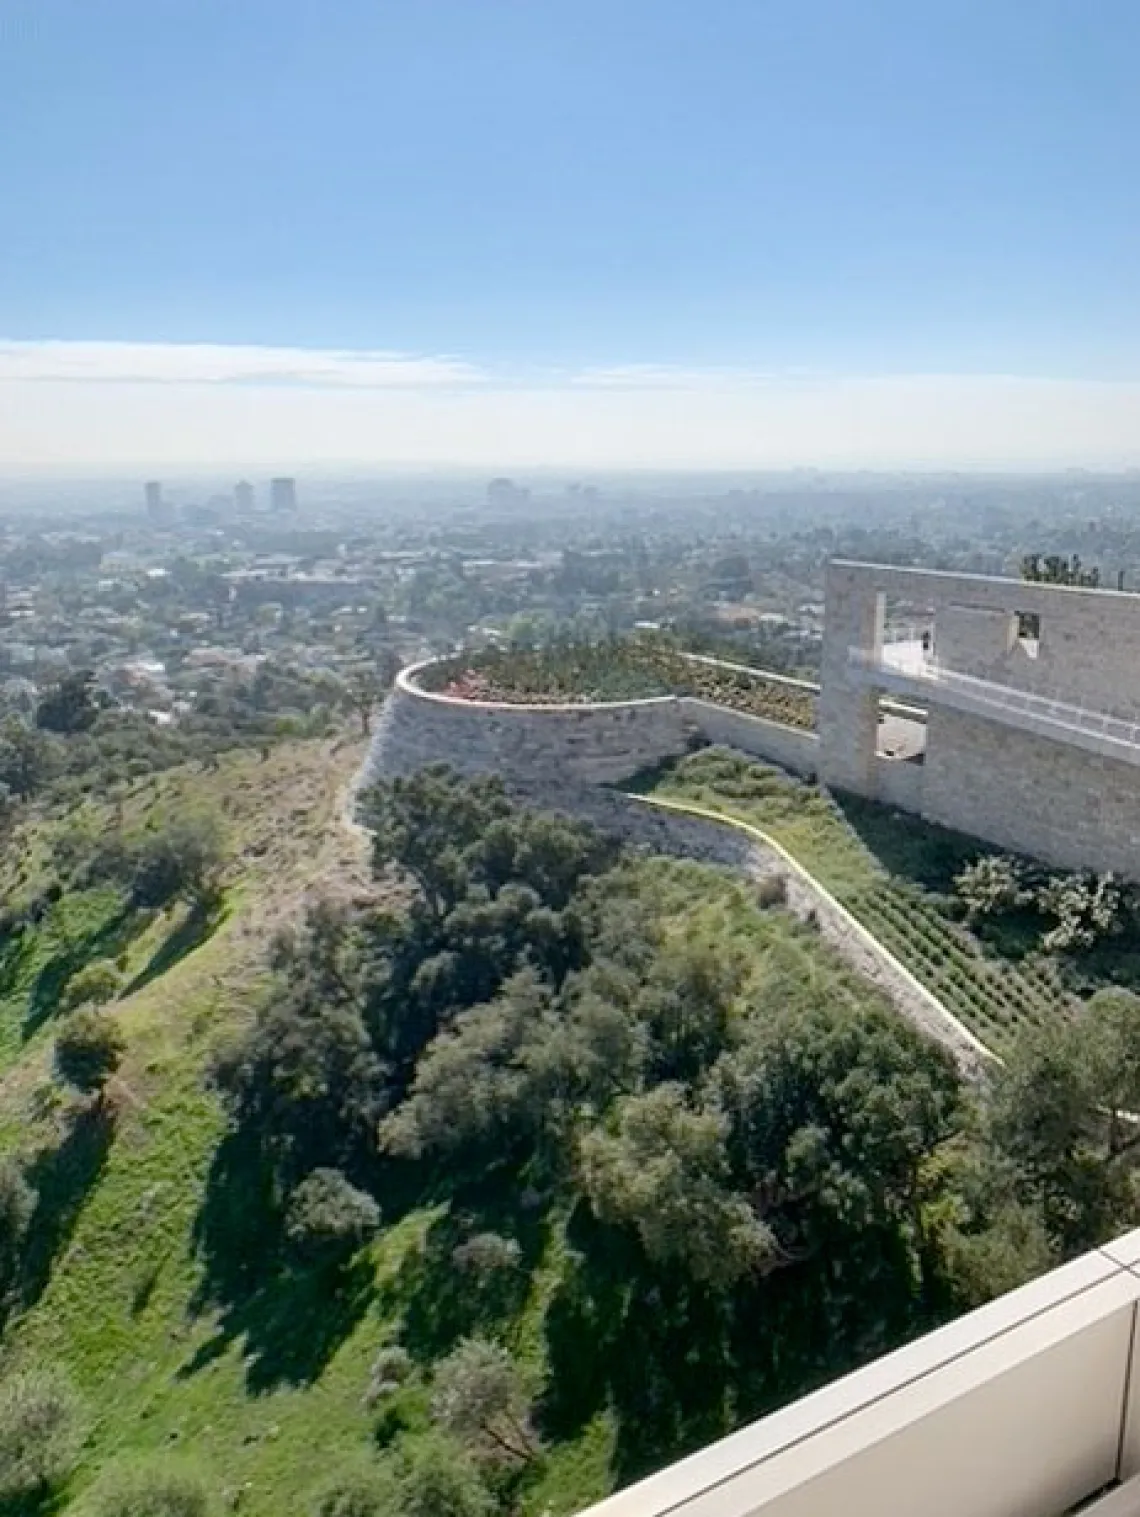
[845,884,1069,1054]
[421,637,819,729]
[645,750,1075,1054]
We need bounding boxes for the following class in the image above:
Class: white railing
[848,648,1140,751]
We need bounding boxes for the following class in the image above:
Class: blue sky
[3,0,1140,468]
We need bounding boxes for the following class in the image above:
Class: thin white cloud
[0,340,484,389]
[3,344,1140,470]
[571,363,784,390]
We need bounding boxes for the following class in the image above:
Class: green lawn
[638,748,1075,1055]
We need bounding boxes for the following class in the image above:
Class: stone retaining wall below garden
[680,697,819,777]
[362,660,818,791]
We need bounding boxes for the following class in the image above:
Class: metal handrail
[848,647,1140,749]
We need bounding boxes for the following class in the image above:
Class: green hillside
[0,741,392,1514]
[2,745,1136,1517]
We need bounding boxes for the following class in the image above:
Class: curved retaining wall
[361,661,697,791]
[363,658,819,793]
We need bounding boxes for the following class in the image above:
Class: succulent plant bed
[418,637,819,730]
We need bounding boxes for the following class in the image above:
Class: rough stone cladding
[363,664,821,794]
[362,668,696,791]
[923,708,1140,875]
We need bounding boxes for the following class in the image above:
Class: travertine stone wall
[818,563,883,793]
[843,560,1140,721]
[875,755,926,813]
[821,561,1140,878]
[364,662,821,794]
[923,708,1140,875]
[680,698,819,777]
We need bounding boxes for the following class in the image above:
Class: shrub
[395,1437,494,1517]
[129,809,226,909]
[311,1461,393,1517]
[430,1336,538,1464]
[63,958,123,1010]
[0,1365,83,1501]
[1037,872,1127,954]
[54,1008,125,1098]
[953,855,1027,927]
[451,1231,522,1277]
[364,1344,413,1405]
[756,873,788,909]
[285,1168,380,1264]
[83,1459,217,1517]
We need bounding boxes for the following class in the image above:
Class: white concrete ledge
[578,1231,1140,1517]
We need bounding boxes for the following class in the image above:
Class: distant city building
[487,477,530,509]
[234,479,255,513]
[144,480,167,522]
[270,477,298,514]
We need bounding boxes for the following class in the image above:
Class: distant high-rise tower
[487,477,530,509]
[234,479,255,513]
[144,481,165,522]
[270,477,298,514]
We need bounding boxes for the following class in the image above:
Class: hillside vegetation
[640,748,1087,1054]
[0,741,375,1513]
[2,750,1140,1515]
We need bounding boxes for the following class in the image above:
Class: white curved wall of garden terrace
[362,657,820,794]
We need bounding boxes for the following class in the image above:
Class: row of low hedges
[417,639,819,731]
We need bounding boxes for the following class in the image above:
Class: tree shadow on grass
[22,904,138,1039]
[184,1127,374,1392]
[16,1102,115,1314]
[377,1182,545,1365]
[543,1210,931,1491]
[541,1203,734,1488]
[0,1486,71,1517]
[122,897,226,999]
[182,1254,376,1393]
[834,790,983,895]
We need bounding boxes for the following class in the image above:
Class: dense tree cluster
[53,803,227,911]
[1020,553,1101,588]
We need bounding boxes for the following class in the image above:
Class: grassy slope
[640,749,1075,1055]
[0,740,405,1514]
[0,744,933,1515]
